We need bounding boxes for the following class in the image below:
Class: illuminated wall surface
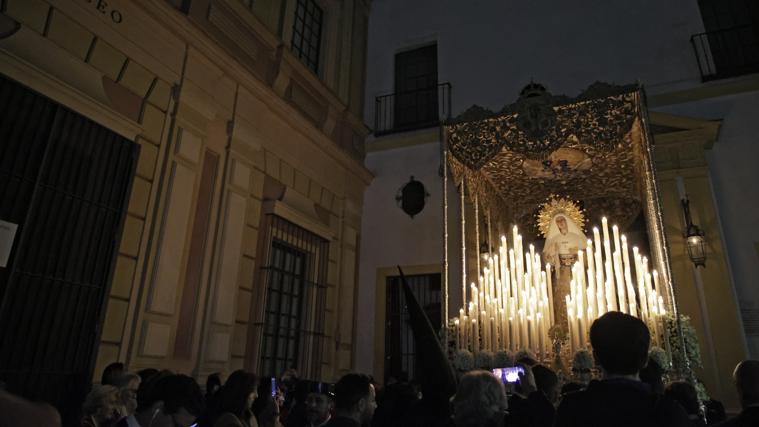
[0,0,371,421]
[359,0,759,411]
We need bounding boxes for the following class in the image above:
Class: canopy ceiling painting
[445,82,652,239]
[442,82,675,313]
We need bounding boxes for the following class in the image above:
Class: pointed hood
[397,266,457,403]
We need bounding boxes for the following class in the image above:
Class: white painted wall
[656,91,759,356]
[357,0,759,373]
[355,139,464,373]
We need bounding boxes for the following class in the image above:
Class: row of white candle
[454,226,553,359]
[453,218,669,359]
[565,217,667,354]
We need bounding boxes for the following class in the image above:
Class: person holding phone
[208,370,259,427]
[252,377,284,427]
[523,365,560,427]
[505,364,536,427]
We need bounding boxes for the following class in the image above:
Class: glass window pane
[291,0,322,73]
[260,219,326,377]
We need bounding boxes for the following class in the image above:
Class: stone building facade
[0,0,370,416]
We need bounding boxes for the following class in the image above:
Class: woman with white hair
[452,370,508,427]
[80,384,125,427]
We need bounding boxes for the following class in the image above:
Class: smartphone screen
[492,366,524,383]
[271,377,277,397]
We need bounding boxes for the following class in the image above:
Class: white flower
[572,349,594,371]
[664,314,703,374]
[475,351,495,369]
[515,349,538,365]
[493,350,514,368]
[453,349,474,371]
[648,346,671,372]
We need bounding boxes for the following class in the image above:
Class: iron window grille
[374,82,451,136]
[259,215,328,379]
[291,0,323,74]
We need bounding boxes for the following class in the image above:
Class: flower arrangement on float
[663,314,702,374]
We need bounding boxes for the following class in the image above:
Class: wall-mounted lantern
[681,196,706,268]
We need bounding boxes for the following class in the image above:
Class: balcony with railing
[691,24,759,81]
[374,83,451,136]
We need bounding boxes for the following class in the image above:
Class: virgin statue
[539,198,588,329]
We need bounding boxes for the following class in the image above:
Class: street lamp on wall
[681,196,706,268]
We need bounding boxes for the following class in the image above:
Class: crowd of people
[1,312,758,427]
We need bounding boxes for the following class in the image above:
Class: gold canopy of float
[440,82,683,368]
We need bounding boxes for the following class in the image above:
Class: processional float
[440,82,694,378]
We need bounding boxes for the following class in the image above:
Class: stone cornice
[649,111,721,149]
[649,113,722,172]
[647,74,759,107]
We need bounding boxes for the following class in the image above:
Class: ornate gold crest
[537,196,586,237]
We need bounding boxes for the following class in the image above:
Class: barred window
[259,215,328,379]
[291,0,323,73]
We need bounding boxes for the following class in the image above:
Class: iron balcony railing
[374,82,452,136]
[691,24,759,81]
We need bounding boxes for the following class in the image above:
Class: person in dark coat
[506,364,557,427]
[506,363,536,427]
[639,358,665,395]
[555,311,690,427]
[665,381,706,427]
[304,384,333,427]
[392,268,458,427]
[717,360,759,427]
[323,374,376,427]
[524,365,558,427]
[102,362,126,387]
[371,382,417,427]
[0,389,62,427]
[704,395,727,425]
[206,373,223,408]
